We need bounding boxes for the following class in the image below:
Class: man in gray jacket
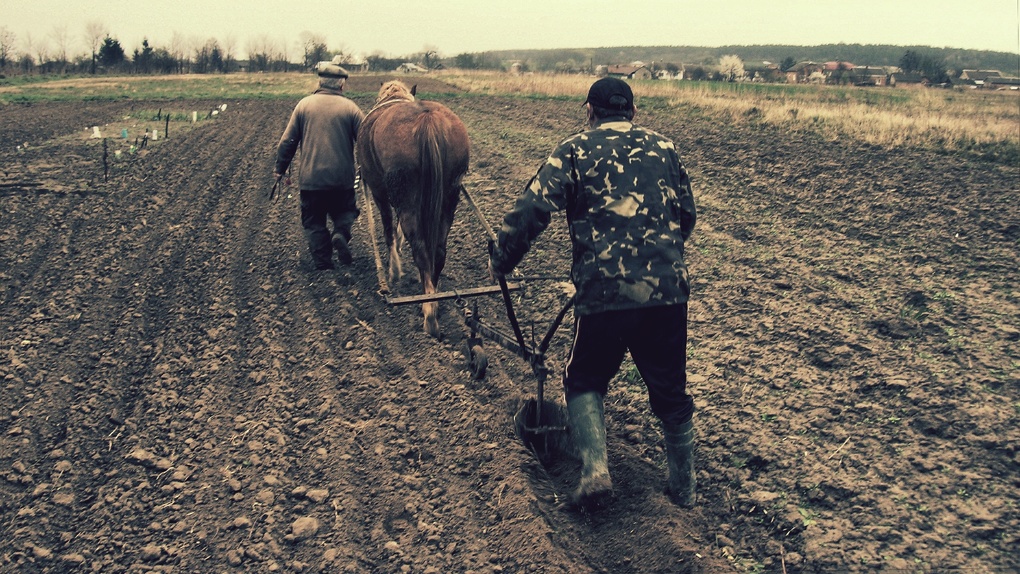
[275,58,365,270]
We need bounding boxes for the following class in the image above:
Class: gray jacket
[276,88,365,191]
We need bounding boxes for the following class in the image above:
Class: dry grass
[5,70,1015,160]
[438,70,1019,158]
[0,73,319,101]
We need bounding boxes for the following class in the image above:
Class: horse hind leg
[421,275,440,338]
[392,222,405,281]
[378,208,402,284]
[387,239,403,285]
[423,301,439,339]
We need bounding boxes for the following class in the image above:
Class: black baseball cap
[583,77,634,111]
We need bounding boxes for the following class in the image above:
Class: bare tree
[222,34,236,72]
[50,25,69,72]
[0,26,15,70]
[299,31,328,69]
[84,21,107,74]
[276,35,289,72]
[719,54,744,82]
[20,32,35,73]
[193,37,225,73]
[170,32,187,73]
[421,44,440,69]
[247,34,274,72]
[187,34,205,72]
[32,34,51,73]
[332,43,355,65]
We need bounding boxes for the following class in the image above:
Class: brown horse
[357,80,470,338]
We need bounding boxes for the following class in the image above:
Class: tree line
[0,24,375,76]
[1,22,1014,78]
[480,44,1017,77]
[0,23,454,77]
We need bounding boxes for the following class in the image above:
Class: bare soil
[1,76,1017,573]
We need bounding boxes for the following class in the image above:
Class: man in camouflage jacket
[490,77,698,509]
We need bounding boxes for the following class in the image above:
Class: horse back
[418,101,470,176]
[359,101,468,201]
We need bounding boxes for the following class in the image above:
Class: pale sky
[2,0,1018,59]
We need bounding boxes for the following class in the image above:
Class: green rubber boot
[663,419,696,507]
[567,392,613,508]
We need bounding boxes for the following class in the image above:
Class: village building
[606,64,653,80]
[954,69,1016,88]
[785,61,826,84]
[987,76,1020,90]
[744,61,782,83]
[888,71,930,88]
[851,66,890,86]
[396,62,428,74]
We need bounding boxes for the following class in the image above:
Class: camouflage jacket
[491,119,696,316]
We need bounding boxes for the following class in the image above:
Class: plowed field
[1,75,1017,573]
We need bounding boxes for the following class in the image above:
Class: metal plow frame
[462,293,576,461]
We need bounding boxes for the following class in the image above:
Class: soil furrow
[1,81,1016,573]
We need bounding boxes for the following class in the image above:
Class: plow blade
[514,398,575,461]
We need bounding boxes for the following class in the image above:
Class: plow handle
[499,275,529,356]
[464,184,528,356]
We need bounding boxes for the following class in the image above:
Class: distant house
[745,61,782,83]
[889,72,929,88]
[988,76,1020,90]
[344,60,369,74]
[785,62,825,84]
[851,66,889,86]
[823,61,855,72]
[396,62,428,74]
[959,69,1002,82]
[607,65,653,80]
[957,69,1004,88]
[822,61,856,84]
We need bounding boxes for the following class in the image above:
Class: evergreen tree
[454,53,478,69]
[920,53,950,83]
[133,39,154,74]
[899,50,922,73]
[98,36,125,68]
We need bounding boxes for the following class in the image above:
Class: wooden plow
[360,177,575,459]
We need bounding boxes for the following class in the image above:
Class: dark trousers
[563,303,693,426]
[300,188,358,267]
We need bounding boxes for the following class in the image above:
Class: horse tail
[414,110,446,266]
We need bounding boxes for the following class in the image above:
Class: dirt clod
[0,80,1016,573]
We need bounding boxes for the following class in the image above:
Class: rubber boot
[332,232,352,265]
[662,419,696,507]
[567,392,613,508]
[305,228,334,270]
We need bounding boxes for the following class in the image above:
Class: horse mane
[375,80,416,107]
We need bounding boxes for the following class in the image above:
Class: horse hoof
[468,345,487,379]
[424,317,441,339]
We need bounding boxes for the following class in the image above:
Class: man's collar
[592,118,632,130]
